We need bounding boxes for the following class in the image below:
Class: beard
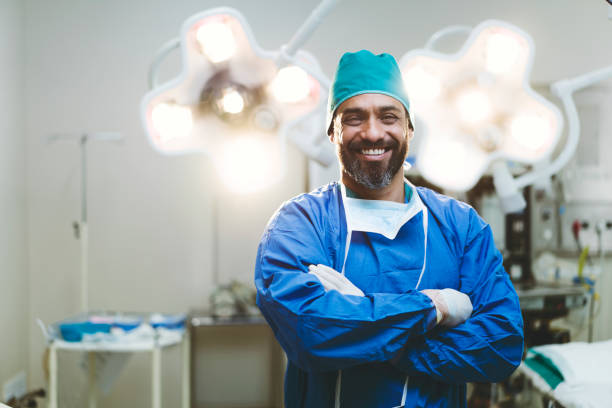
[338,137,407,190]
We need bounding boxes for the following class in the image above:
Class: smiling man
[333,92,410,200]
[254,50,523,408]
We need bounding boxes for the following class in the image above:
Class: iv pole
[47,132,122,312]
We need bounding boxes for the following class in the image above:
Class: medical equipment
[40,312,189,408]
[141,1,338,194]
[46,132,122,312]
[400,20,563,213]
[517,283,589,346]
[469,180,596,346]
[397,18,612,217]
[504,186,534,282]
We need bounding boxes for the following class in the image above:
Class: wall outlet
[2,371,26,402]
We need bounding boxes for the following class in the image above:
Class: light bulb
[270,66,311,103]
[402,65,442,102]
[151,103,193,142]
[510,114,551,151]
[485,32,522,75]
[196,21,236,63]
[455,88,492,125]
[220,88,245,114]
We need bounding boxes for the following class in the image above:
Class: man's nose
[362,117,384,142]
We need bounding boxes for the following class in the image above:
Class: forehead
[336,93,404,114]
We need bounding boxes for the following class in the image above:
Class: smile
[354,147,392,162]
[361,148,386,155]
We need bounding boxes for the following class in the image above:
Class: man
[254,50,523,407]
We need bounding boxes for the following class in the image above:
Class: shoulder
[265,182,341,234]
[416,186,488,244]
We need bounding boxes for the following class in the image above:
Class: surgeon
[254,50,524,407]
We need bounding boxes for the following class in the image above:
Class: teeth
[362,148,385,155]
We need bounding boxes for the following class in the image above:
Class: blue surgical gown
[254,183,524,407]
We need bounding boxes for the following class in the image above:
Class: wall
[0,0,28,400]
[21,1,612,407]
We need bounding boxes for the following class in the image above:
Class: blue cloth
[59,322,112,342]
[255,183,524,407]
[326,50,411,132]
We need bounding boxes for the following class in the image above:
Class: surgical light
[196,20,236,63]
[476,125,503,152]
[418,131,489,192]
[485,31,523,75]
[455,88,492,126]
[141,5,333,192]
[510,114,552,151]
[402,65,442,103]
[400,20,563,211]
[252,106,280,131]
[270,65,312,103]
[151,103,193,142]
[218,87,245,114]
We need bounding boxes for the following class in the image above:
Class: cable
[148,37,180,90]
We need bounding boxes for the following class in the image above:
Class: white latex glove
[308,264,365,297]
[421,288,473,327]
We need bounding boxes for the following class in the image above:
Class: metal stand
[46,331,189,408]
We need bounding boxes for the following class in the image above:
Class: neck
[342,171,405,202]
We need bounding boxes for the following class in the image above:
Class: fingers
[314,264,349,287]
[309,267,341,292]
[314,264,338,275]
[310,264,347,289]
[319,266,364,296]
[308,264,365,297]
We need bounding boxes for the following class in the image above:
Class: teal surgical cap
[326,50,411,133]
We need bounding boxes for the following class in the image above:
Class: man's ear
[406,127,414,141]
[328,117,337,143]
[328,130,335,143]
[405,115,414,140]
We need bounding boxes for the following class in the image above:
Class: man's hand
[421,288,473,327]
[308,264,365,296]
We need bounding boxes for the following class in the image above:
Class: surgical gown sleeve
[255,194,438,372]
[392,209,524,383]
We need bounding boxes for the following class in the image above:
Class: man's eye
[382,115,398,123]
[343,117,362,125]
